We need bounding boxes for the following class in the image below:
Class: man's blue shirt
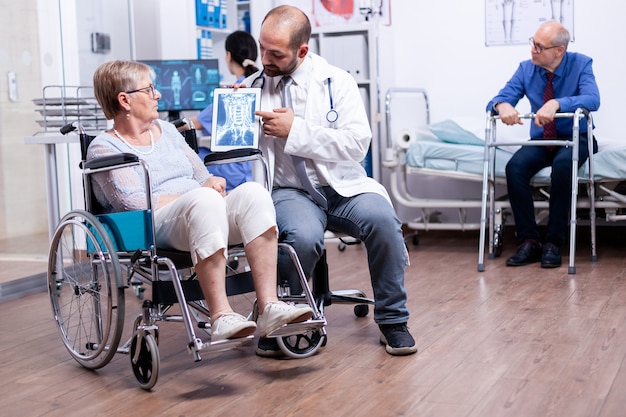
[487,51,600,138]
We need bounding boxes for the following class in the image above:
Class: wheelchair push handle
[60,121,87,136]
[171,117,196,130]
[60,122,94,161]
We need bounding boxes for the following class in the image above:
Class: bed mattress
[404,138,626,183]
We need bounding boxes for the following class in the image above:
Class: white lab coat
[245,53,391,202]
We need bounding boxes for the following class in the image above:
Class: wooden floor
[0,232,48,284]
[1,228,626,417]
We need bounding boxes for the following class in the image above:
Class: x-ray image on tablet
[210,88,261,151]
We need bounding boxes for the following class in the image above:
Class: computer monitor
[140,59,220,121]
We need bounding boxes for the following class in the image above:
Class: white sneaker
[211,312,257,341]
[256,301,314,337]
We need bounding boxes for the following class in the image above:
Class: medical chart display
[485,0,574,46]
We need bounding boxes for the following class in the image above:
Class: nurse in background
[190,30,260,190]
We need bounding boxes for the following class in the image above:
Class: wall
[386,0,623,139]
[0,0,47,241]
[3,0,133,245]
[133,0,196,61]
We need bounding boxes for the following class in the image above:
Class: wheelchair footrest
[194,335,254,356]
[265,318,326,338]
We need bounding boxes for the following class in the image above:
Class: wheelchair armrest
[204,148,262,164]
[204,148,270,190]
[82,153,140,170]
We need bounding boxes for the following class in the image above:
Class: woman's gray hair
[93,60,155,120]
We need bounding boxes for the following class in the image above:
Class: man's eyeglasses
[125,84,157,98]
[529,37,560,53]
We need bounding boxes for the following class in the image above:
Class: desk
[24,134,79,241]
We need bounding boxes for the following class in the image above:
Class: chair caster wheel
[354,304,369,317]
[277,329,325,359]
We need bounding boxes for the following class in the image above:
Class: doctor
[249,5,417,358]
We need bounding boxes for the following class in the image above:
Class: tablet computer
[210,87,261,151]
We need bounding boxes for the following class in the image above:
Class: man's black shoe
[506,239,542,266]
[541,242,562,268]
[379,323,417,356]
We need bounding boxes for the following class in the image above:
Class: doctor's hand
[256,108,294,138]
[495,102,523,126]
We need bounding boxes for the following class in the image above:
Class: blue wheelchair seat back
[87,209,153,253]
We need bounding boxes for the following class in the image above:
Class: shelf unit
[32,85,107,134]
[195,0,251,83]
[311,23,380,180]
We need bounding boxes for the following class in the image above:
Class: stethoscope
[251,71,338,123]
[325,78,338,123]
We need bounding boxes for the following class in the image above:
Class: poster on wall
[311,0,391,26]
[485,0,574,46]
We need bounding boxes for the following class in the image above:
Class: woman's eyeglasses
[125,84,157,98]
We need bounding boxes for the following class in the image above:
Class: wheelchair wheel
[130,330,159,390]
[276,328,326,359]
[48,210,125,370]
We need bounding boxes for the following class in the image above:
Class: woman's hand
[203,176,227,196]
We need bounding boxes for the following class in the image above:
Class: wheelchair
[48,120,327,390]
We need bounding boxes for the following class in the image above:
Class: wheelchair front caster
[130,330,160,390]
[354,304,369,317]
[277,329,326,359]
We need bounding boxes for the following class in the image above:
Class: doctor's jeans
[272,186,410,325]
[505,134,595,247]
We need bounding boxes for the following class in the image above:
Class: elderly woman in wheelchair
[48,60,326,390]
[89,59,314,340]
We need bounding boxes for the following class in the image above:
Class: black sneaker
[255,337,284,358]
[378,323,417,356]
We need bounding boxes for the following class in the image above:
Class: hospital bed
[383,88,626,273]
[383,88,508,243]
